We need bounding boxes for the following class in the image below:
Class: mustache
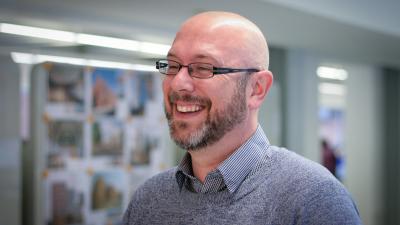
[169,91,211,106]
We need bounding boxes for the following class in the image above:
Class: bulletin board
[30,63,170,225]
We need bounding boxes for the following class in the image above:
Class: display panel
[38,64,168,225]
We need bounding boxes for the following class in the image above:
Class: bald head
[163,11,274,152]
[171,11,269,70]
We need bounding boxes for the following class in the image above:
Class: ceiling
[1,0,399,68]
[265,0,400,37]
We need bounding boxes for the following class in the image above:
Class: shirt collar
[218,125,270,193]
[175,125,270,193]
[176,153,193,191]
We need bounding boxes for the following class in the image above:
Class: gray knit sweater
[123,133,362,224]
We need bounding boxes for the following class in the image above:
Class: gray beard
[165,77,248,151]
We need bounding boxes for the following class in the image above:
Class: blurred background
[0,0,399,225]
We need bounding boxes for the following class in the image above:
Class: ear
[248,70,273,110]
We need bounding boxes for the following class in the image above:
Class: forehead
[168,43,222,65]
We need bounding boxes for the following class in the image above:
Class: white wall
[0,55,21,225]
[285,49,320,162]
[259,83,282,146]
[344,64,384,225]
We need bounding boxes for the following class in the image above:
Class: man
[123,11,362,224]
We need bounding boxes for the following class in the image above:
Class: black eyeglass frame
[156,59,260,79]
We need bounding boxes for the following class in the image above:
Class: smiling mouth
[176,104,202,113]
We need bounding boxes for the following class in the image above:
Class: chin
[169,120,210,150]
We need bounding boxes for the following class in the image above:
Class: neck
[188,118,258,183]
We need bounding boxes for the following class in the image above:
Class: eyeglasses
[156,59,259,79]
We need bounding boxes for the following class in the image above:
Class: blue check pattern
[176,125,271,194]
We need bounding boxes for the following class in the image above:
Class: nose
[169,66,195,93]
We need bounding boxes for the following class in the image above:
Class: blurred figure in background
[322,139,337,176]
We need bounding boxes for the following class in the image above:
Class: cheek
[208,87,232,111]
[162,76,169,88]
[215,80,245,109]
[162,79,171,107]
[162,78,170,97]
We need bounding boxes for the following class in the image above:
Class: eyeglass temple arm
[213,67,259,75]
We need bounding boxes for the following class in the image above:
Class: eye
[168,64,180,70]
[195,64,213,73]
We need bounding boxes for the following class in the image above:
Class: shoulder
[267,146,336,183]
[264,147,362,224]
[266,146,348,196]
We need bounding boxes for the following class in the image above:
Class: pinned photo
[47,120,84,168]
[47,64,85,115]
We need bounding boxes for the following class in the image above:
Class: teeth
[177,105,201,113]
